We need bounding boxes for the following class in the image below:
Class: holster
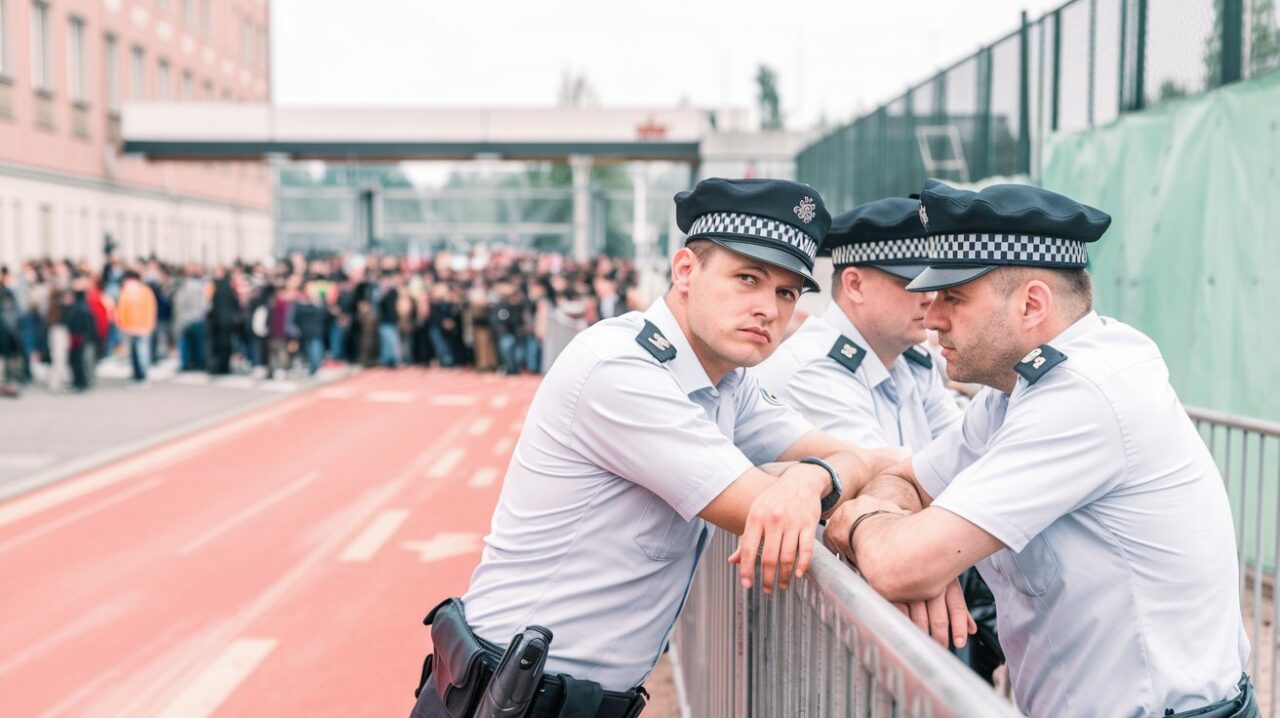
[418,598,501,716]
[1165,674,1259,718]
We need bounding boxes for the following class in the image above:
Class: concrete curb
[0,368,359,505]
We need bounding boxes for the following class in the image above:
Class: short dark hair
[992,266,1093,314]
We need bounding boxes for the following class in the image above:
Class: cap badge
[918,204,929,229]
[794,197,817,224]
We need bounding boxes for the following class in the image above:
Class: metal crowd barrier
[671,529,1019,718]
[1188,406,1280,718]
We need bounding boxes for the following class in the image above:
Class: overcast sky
[272,0,1066,129]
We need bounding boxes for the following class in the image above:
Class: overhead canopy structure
[121,104,721,162]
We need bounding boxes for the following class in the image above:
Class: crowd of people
[0,249,647,397]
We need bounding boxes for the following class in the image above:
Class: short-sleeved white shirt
[914,312,1248,717]
[463,297,812,691]
[753,301,961,451]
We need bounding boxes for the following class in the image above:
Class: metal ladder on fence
[915,125,971,183]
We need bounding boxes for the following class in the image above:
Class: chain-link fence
[797,0,1280,209]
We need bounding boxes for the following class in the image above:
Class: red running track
[0,368,541,717]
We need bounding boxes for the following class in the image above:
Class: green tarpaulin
[1041,70,1280,421]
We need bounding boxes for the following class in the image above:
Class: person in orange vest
[115,270,157,384]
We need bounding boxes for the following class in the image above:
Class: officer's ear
[669,247,698,295]
[1020,279,1055,330]
[837,266,866,304]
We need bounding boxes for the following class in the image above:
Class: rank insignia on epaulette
[904,344,933,369]
[828,336,866,375]
[636,320,677,362]
[1013,344,1067,384]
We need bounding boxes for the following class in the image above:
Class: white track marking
[425,448,466,480]
[0,397,313,530]
[367,390,414,403]
[466,417,493,436]
[338,509,409,562]
[178,471,321,555]
[467,468,499,489]
[492,437,515,456]
[489,394,509,409]
[0,592,142,676]
[402,532,482,563]
[0,477,163,556]
[155,638,277,718]
[36,666,122,718]
[430,395,476,406]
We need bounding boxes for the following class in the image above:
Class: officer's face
[855,268,935,347]
[924,274,1023,388]
[678,246,804,372]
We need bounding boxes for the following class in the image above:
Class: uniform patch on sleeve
[1013,344,1067,384]
[827,336,866,375]
[636,320,677,362]
[760,387,783,406]
[904,344,933,369]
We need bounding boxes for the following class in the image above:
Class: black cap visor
[700,236,820,292]
[906,265,998,292]
[868,263,929,281]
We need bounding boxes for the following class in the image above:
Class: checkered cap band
[831,237,930,266]
[688,212,818,263]
[927,233,1088,267]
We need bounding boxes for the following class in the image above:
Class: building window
[105,34,119,111]
[157,58,170,100]
[130,45,145,99]
[29,1,51,90]
[181,69,192,100]
[67,16,85,101]
[0,0,9,76]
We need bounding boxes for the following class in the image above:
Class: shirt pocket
[996,534,1061,597]
[632,491,700,561]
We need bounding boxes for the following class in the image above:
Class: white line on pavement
[178,471,321,555]
[426,448,466,480]
[492,437,515,456]
[155,638,277,718]
[0,477,163,556]
[430,395,476,406]
[367,391,414,403]
[0,396,314,529]
[466,417,493,436]
[467,468,499,489]
[338,509,409,562]
[36,666,122,718]
[489,394,509,409]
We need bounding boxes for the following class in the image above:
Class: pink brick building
[0,0,273,268]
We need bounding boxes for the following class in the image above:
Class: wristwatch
[798,456,843,513]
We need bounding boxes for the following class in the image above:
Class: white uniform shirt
[914,312,1248,717]
[754,301,961,451]
[463,297,812,691]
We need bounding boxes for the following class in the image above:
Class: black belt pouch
[425,598,496,717]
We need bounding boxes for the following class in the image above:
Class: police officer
[825,179,1253,717]
[409,178,919,718]
[754,197,1002,679]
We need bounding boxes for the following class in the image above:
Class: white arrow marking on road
[156,638,277,718]
[403,532,483,563]
[467,417,493,436]
[492,437,515,456]
[467,468,499,489]
[426,448,466,480]
[339,509,410,562]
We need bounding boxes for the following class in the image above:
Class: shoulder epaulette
[827,335,866,375]
[1013,344,1067,385]
[636,320,677,362]
[904,344,933,369]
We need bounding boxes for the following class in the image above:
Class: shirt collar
[644,297,737,396]
[820,300,892,388]
[1048,310,1104,348]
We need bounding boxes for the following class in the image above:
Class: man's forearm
[858,472,923,513]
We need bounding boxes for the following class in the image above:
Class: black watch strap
[798,456,843,513]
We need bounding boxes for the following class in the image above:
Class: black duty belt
[416,598,647,718]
